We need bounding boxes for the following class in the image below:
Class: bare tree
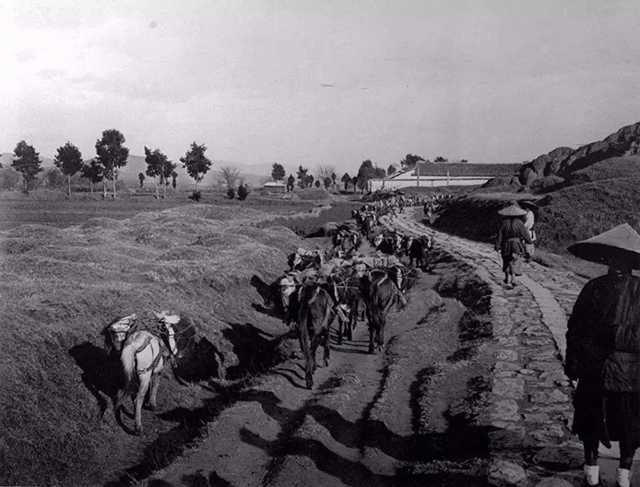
[218,165,241,189]
[316,164,336,182]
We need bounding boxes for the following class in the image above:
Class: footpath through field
[388,208,640,487]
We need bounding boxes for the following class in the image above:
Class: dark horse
[409,235,434,269]
[296,283,335,389]
[363,269,405,354]
[330,273,364,345]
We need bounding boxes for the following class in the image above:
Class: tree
[356,159,375,194]
[171,171,178,189]
[373,166,386,179]
[11,140,43,194]
[351,176,358,193]
[305,174,314,188]
[53,142,83,198]
[287,174,295,192]
[138,172,145,188]
[400,154,425,171]
[227,187,236,199]
[81,159,104,195]
[331,172,337,189]
[237,183,249,201]
[95,129,129,199]
[341,173,351,191]
[323,177,331,189]
[296,165,309,188]
[0,168,20,191]
[145,147,176,199]
[271,163,286,181]
[180,142,212,191]
[316,164,336,182]
[387,164,397,176]
[43,168,65,189]
[218,165,241,190]
[434,156,448,162]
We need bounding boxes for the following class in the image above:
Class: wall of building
[370,176,490,191]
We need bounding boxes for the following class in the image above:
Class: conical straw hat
[498,204,527,217]
[567,223,640,269]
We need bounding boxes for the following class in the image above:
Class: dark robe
[495,218,532,273]
[565,272,640,449]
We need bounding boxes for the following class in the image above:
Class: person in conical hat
[565,223,640,487]
[495,201,532,287]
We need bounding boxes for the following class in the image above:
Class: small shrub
[227,187,236,199]
[189,190,201,202]
[237,184,249,201]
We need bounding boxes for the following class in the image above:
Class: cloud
[15,50,34,63]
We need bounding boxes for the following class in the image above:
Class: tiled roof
[414,162,520,177]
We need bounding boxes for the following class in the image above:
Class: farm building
[263,181,287,193]
[370,162,521,190]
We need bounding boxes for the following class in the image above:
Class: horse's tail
[116,343,138,408]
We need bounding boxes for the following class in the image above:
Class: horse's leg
[147,372,161,411]
[299,318,313,389]
[378,315,386,351]
[368,323,376,354]
[322,327,330,367]
[337,316,344,345]
[135,372,151,435]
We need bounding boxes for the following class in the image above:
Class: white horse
[106,314,167,435]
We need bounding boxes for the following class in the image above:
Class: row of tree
[8,129,214,198]
[265,154,465,194]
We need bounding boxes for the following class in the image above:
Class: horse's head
[106,313,137,352]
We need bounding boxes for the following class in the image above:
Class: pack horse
[105,313,167,435]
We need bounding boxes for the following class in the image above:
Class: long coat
[565,271,640,448]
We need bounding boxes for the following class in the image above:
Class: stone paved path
[383,209,640,486]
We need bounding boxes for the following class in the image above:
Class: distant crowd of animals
[252,199,437,389]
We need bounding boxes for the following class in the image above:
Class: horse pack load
[252,203,436,388]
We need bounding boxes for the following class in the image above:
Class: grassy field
[0,188,325,229]
[0,186,357,486]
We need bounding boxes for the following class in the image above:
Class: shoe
[584,464,599,486]
[617,467,631,487]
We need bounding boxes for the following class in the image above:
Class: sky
[2,0,640,175]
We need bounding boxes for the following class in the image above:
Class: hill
[484,121,640,189]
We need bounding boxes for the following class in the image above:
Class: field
[0,188,360,486]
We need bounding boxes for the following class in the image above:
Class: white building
[263,181,287,193]
[370,162,520,191]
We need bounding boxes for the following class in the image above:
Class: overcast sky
[2,0,640,175]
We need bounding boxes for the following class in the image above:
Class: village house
[370,161,521,191]
[262,181,287,193]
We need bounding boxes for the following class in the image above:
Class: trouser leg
[583,436,600,466]
[620,443,635,470]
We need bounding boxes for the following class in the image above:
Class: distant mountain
[0,152,54,168]
[110,156,268,188]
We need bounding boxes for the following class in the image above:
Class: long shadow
[221,322,284,380]
[69,342,123,417]
[173,336,224,383]
[236,366,497,485]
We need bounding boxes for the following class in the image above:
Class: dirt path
[145,231,495,486]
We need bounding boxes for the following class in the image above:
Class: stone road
[384,209,640,487]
